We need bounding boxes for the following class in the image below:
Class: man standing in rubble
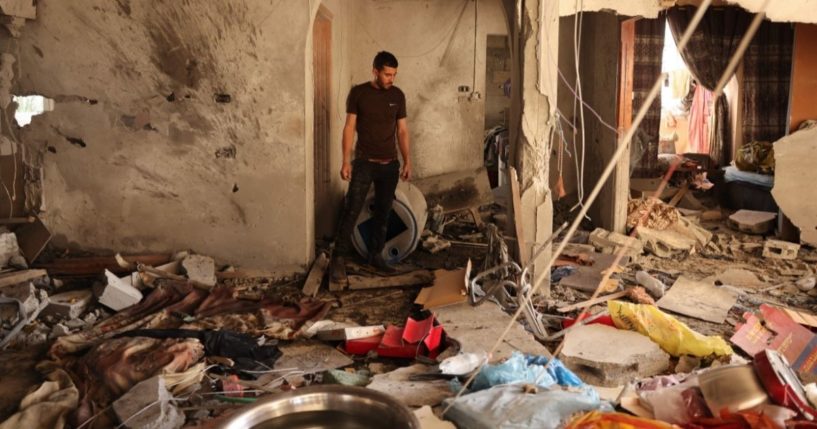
[330,51,411,282]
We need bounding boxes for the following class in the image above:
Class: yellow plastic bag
[565,411,675,429]
[608,301,732,357]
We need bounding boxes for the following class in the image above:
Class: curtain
[742,21,794,144]
[631,14,666,176]
[667,6,751,166]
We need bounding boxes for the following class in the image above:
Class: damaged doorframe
[500,0,557,294]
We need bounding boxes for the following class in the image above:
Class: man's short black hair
[373,51,398,70]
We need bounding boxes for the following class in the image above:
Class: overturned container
[352,181,428,263]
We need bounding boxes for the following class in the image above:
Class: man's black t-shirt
[346,82,407,160]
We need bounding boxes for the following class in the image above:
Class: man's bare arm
[397,118,411,181]
[340,113,357,181]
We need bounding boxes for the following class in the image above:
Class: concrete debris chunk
[635,271,665,298]
[50,323,70,338]
[113,376,184,429]
[762,239,800,260]
[0,232,27,269]
[42,289,93,319]
[560,324,670,387]
[1,282,44,317]
[181,254,217,287]
[771,126,817,246]
[589,228,643,257]
[727,210,777,235]
[98,270,143,311]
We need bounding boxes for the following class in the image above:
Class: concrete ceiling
[559,0,817,24]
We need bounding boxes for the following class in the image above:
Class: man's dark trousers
[335,159,400,259]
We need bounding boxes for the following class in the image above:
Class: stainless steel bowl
[218,385,421,429]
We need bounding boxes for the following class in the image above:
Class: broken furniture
[218,385,420,429]
[351,181,428,263]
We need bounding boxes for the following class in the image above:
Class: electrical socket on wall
[457,85,471,93]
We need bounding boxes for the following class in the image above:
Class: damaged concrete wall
[17,1,316,271]
[346,0,508,179]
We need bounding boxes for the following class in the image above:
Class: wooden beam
[301,252,329,297]
[347,270,434,290]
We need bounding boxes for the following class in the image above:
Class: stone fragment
[589,228,643,257]
[41,289,93,319]
[560,324,670,387]
[181,255,217,287]
[727,210,777,235]
[367,364,453,407]
[113,376,184,429]
[97,270,142,311]
[1,282,43,317]
[762,239,800,260]
[50,323,70,338]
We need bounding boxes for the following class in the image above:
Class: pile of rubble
[1,176,817,429]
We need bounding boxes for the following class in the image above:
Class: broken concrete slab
[435,301,551,362]
[97,270,142,311]
[588,228,643,257]
[181,255,217,287]
[41,289,93,320]
[762,239,800,260]
[113,376,184,429]
[560,324,670,387]
[656,276,738,324]
[728,210,777,235]
[772,126,817,246]
[367,364,453,407]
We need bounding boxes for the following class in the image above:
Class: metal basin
[218,385,421,429]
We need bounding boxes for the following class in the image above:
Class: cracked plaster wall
[17,1,315,271]
[11,0,509,271]
[346,0,508,179]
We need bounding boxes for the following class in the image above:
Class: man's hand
[400,162,412,181]
[341,161,352,181]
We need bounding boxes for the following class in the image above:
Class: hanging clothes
[688,84,712,155]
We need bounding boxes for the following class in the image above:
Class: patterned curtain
[631,14,666,176]
[667,6,751,166]
[742,21,794,144]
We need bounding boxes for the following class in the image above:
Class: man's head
[372,51,398,89]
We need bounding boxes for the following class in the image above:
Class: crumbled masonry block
[98,270,142,311]
[1,281,42,317]
[42,289,93,319]
[181,255,217,287]
[728,210,777,234]
[589,228,644,257]
[560,324,670,387]
[762,239,800,260]
[113,376,184,429]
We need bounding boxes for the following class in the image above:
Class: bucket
[351,181,428,263]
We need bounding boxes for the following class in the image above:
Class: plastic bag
[608,301,732,357]
[564,411,675,429]
[466,352,587,393]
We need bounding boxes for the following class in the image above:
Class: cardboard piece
[559,252,629,293]
[415,260,470,310]
[778,307,817,329]
[14,216,51,264]
[657,276,738,324]
[731,304,817,383]
[347,270,434,290]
